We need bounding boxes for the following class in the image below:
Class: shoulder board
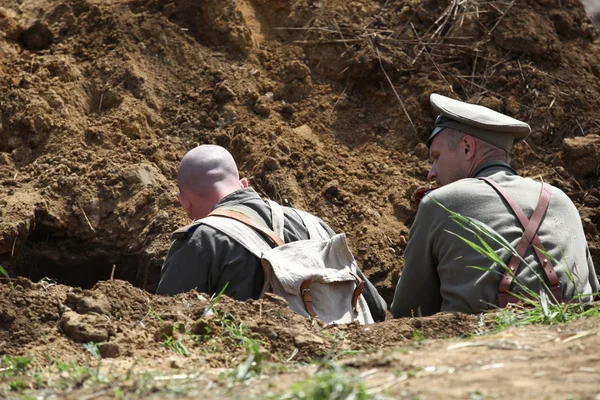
[172,221,203,240]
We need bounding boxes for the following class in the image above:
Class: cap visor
[427,126,444,147]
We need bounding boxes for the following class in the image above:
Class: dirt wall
[0,0,598,303]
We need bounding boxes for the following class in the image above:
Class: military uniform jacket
[157,188,387,322]
[391,161,599,318]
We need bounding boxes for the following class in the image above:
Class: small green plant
[1,356,32,376]
[320,329,363,362]
[9,379,29,391]
[202,281,229,317]
[162,336,190,357]
[83,342,101,360]
[196,286,268,382]
[397,366,423,379]
[277,362,368,400]
[412,329,425,345]
[114,387,126,399]
[0,265,13,289]
[219,313,252,346]
[191,327,213,344]
[469,391,493,400]
[435,199,600,328]
[492,291,600,330]
[231,338,263,382]
[217,311,266,382]
[56,360,92,378]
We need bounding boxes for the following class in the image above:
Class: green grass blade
[0,265,13,290]
[0,265,9,280]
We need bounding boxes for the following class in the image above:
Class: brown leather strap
[348,271,364,313]
[497,284,562,308]
[498,182,554,292]
[478,177,561,305]
[208,209,285,247]
[300,280,318,318]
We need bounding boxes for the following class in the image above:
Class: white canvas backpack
[200,200,374,324]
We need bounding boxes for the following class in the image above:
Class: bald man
[157,145,387,322]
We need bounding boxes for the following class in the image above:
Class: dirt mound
[0,278,481,367]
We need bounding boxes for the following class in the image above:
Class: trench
[1,220,162,291]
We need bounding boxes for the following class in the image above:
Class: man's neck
[467,153,509,178]
[470,159,516,178]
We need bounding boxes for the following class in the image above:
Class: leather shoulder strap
[478,177,560,304]
[208,209,285,247]
[201,215,273,258]
[217,205,267,229]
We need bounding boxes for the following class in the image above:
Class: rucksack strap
[300,280,317,318]
[201,214,273,259]
[294,209,332,240]
[217,204,268,229]
[478,177,561,306]
[267,200,285,241]
[208,209,284,247]
[349,271,365,312]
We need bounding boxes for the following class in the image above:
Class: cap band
[427,115,515,152]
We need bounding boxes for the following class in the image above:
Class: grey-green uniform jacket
[157,188,387,322]
[391,161,599,318]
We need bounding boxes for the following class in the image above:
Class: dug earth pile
[0,0,599,378]
[0,278,480,366]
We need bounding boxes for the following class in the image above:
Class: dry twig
[329,85,348,120]
[294,38,365,45]
[575,119,585,136]
[275,26,393,34]
[410,23,453,93]
[11,235,17,257]
[333,19,350,52]
[373,44,418,138]
[517,59,525,81]
[366,374,409,394]
[76,202,96,232]
[488,0,516,35]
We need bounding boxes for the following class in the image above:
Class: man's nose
[427,166,437,182]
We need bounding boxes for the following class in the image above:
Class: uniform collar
[471,160,518,178]
[180,188,263,235]
[212,187,261,210]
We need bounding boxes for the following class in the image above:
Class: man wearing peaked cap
[391,94,598,317]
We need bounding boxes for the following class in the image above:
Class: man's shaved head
[177,145,241,196]
[176,145,248,220]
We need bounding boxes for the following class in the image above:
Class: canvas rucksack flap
[202,201,375,325]
[260,234,374,324]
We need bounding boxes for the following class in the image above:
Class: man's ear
[177,191,192,212]
[240,177,249,188]
[462,135,476,160]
